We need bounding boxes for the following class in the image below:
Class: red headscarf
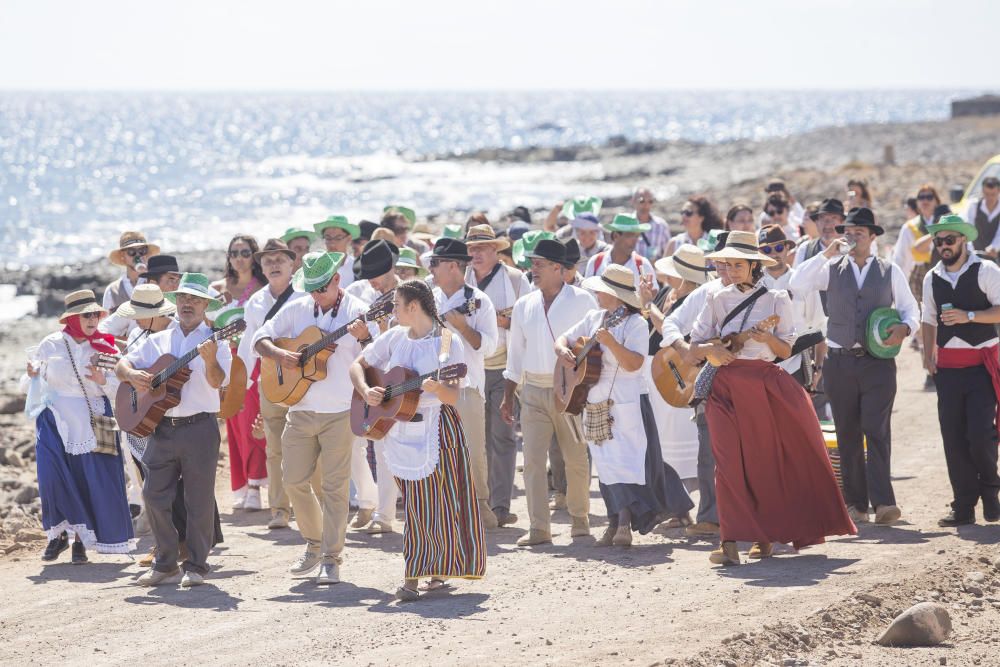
[63,314,118,355]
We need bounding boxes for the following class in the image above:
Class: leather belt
[828,347,868,357]
[161,412,214,427]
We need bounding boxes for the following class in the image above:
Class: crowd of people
[20,179,1000,600]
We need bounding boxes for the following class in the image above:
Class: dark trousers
[935,365,1000,514]
[143,414,221,575]
[824,353,897,511]
[695,408,718,524]
[170,477,224,547]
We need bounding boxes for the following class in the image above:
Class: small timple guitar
[350,363,468,440]
[441,297,481,318]
[553,306,631,415]
[114,320,247,437]
[259,291,395,407]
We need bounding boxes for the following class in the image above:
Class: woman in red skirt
[690,231,856,566]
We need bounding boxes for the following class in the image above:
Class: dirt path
[1,349,998,666]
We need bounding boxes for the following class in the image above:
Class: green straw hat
[291,251,346,292]
[926,213,978,244]
[441,223,464,240]
[212,306,245,343]
[280,226,319,244]
[314,215,360,240]
[865,307,904,359]
[512,230,556,269]
[166,273,224,309]
[395,247,428,277]
[603,213,651,234]
[560,196,602,221]
[383,205,416,225]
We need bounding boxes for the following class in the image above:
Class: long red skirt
[227,360,268,491]
[706,359,856,550]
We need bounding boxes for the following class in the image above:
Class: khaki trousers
[457,387,489,503]
[281,410,353,564]
[519,383,590,531]
[261,390,321,513]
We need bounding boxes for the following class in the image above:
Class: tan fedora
[115,284,177,320]
[108,231,160,267]
[655,244,713,285]
[581,264,642,309]
[253,238,296,261]
[705,230,777,267]
[59,289,108,323]
[464,224,510,250]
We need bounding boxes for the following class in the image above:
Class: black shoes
[982,495,1000,522]
[938,511,975,527]
[41,532,69,562]
[71,540,88,564]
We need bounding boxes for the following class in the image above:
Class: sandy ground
[0,343,998,667]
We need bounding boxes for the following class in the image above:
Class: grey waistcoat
[826,255,893,348]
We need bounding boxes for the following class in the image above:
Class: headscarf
[62,314,118,355]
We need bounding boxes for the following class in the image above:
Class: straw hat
[396,247,428,277]
[108,231,160,267]
[59,289,108,323]
[927,214,978,243]
[166,273,225,309]
[704,230,777,267]
[411,221,436,245]
[441,224,464,241]
[280,226,318,244]
[582,265,642,309]
[512,230,556,269]
[314,215,360,240]
[561,196,602,221]
[465,224,510,250]
[115,284,177,320]
[383,205,416,225]
[603,214,651,234]
[654,244,712,285]
[371,227,398,245]
[291,252,346,292]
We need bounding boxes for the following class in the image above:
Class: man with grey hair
[631,187,671,261]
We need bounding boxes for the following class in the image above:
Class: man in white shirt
[117,272,231,588]
[253,252,372,585]
[583,214,656,280]
[962,176,1000,258]
[790,207,919,526]
[314,216,358,288]
[465,224,531,527]
[429,238,500,529]
[502,239,597,546]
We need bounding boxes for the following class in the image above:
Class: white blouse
[691,284,796,362]
[561,309,648,404]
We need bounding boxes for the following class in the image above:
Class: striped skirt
[395,405,486,580]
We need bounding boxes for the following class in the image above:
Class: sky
[1,0,996,91]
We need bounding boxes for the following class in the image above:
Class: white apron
[588,396,647,485]
[642,357,698,480]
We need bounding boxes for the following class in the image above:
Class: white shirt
[921,253,1000,348]
[583,251,655,281]
[236,284,309,384]
[345,277,382,306]
[98,309,137,339]
[338,254,355,289]
[692,285,796,362]
[125,321,232,417]
[252,292,366,413]
[562,309,647,404]
[792,238,829,267]
[790,250,921,348]
[962,198,1000,249]
[660,278,726,347]
[466,263,531,361]
[892,216,934,278]
[504,283,597,386]
[434,284,498,395]
[762,268,826,374]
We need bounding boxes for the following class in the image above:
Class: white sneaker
[136,568,182,586]
[267,509,289,530]
[289,550,321,575]
[366,519,394,534]
[316,563,340,585]
[232,487,247,510]
[180,571,204,587]
[244,488,262,511]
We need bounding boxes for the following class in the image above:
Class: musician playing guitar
[429,238,499,530]
[252,251,371,585]
[348,279,485,602]
[116,273,232,588]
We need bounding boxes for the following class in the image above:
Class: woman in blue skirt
[22,290,135,563]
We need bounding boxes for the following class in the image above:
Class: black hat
[817,198,846,218]
[431,238,472,262]
[836,207,884,236]
[715,231,730,251]
[933,203,952,221]
[563,238,581,266]
[983,176,1000,189]
[356,239,399,279]
[139,254,180,278]
[525,238,573,268]
[358,221,379,241]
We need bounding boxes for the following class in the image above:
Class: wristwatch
[968,311,977,322]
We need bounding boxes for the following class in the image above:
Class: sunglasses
[80,311,102,320]
[984,183,1000,190]
[636,196,654,204]
[429,258,457,268]
[126,248,148,258]
[680,209,696,217]
[760,243,788,254]
[310,282,331,294]
[933,235,961,247]
[766,207,786,216]
[917,193,937,201]
[229,249,253,258]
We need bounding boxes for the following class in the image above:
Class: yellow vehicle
[950,154,1000,212]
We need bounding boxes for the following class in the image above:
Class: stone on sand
[877,602,952,647]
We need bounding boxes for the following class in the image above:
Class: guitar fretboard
[382,369,444,401]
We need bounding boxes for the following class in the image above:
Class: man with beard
[920,214,1000,527]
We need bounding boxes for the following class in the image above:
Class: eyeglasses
[933,235,961,247]
[680,209,695,217]
[229,249,253,258]
[429,258,457,268]
[310,282,331,294]
[765,207,786,216]
[636,196,654,204]
[126,248,148,258]
[393,226,409,235]
[322,233,351,243]
[80,311,102,320]
[917,193,936,202]
[760,243,787,254]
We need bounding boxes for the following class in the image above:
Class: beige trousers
[259,390,291,513]
[519,383,590,531]
[457,387,489,503]
[281,410,353,564]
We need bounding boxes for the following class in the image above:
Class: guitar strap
[263,284,295,323]
[438,326,453,365]
[720,286,768,332]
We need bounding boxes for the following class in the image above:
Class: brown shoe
[874,505,901,525]
[351,507,374,529]
[748,542,773,559]
[708,541,740,566]
[570,515,590,537]
[611,525,632,547]
[594,526,615,547]
[138,547,156,568]
[267,509,290,530]
[549,493,568,511]
[516,529,553,547]
[685,521,720,538]
[478,500,499,530]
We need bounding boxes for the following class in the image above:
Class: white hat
[581,264,641,309]
[115,284,177,320]
[704,230,777,267]
[654,244,713,285]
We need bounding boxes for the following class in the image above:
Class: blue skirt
[35,403,135,553]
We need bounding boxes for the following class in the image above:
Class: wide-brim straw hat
[291,251,347,292]
[581,264,642,309]
[108,231,160,267]
[602,213,650,234]
[115,284,177,320]
[654,244,713,285]
[396,247,428,277]
[166,273,225,309]
[704,230,777,267]
[280,226,318,244]
[59,289,108,323]
[465,223,510,250]
[927,214,978,243]
[314,215,360,240]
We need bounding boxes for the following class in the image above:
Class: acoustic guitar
[651,314,781,407]
[350,363,468,440]
[442,297,481,318]
[553,306,630,415]
[259,292,395,407]
[114,320,247,437]
[218,355,247,420]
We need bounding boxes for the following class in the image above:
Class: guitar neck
[153,331,219,388]
[383,369,444,400]
[302,320,356,362]
[573,308,628,366]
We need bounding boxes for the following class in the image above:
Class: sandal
[395,586,421,602]
[420,578,451,592]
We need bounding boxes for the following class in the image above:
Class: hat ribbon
[726,242,762,253]
[466,234,495,242]
[120,238,147,248]
[130,297,165,309]
[66,295,97,309]
[600,275,635,292]
[672,256,712,273]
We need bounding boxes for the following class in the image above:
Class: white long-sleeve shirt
[236,284,309,386]
[892,216,933,278]
[504,283,596,387]
[790,250,920,348]
[691,285,796,362]
[659,278,725,347]
[434,284,498,395]
[921,253,1000,348]
[762,268,826,374]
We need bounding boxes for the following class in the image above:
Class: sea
[0,89,969,271]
